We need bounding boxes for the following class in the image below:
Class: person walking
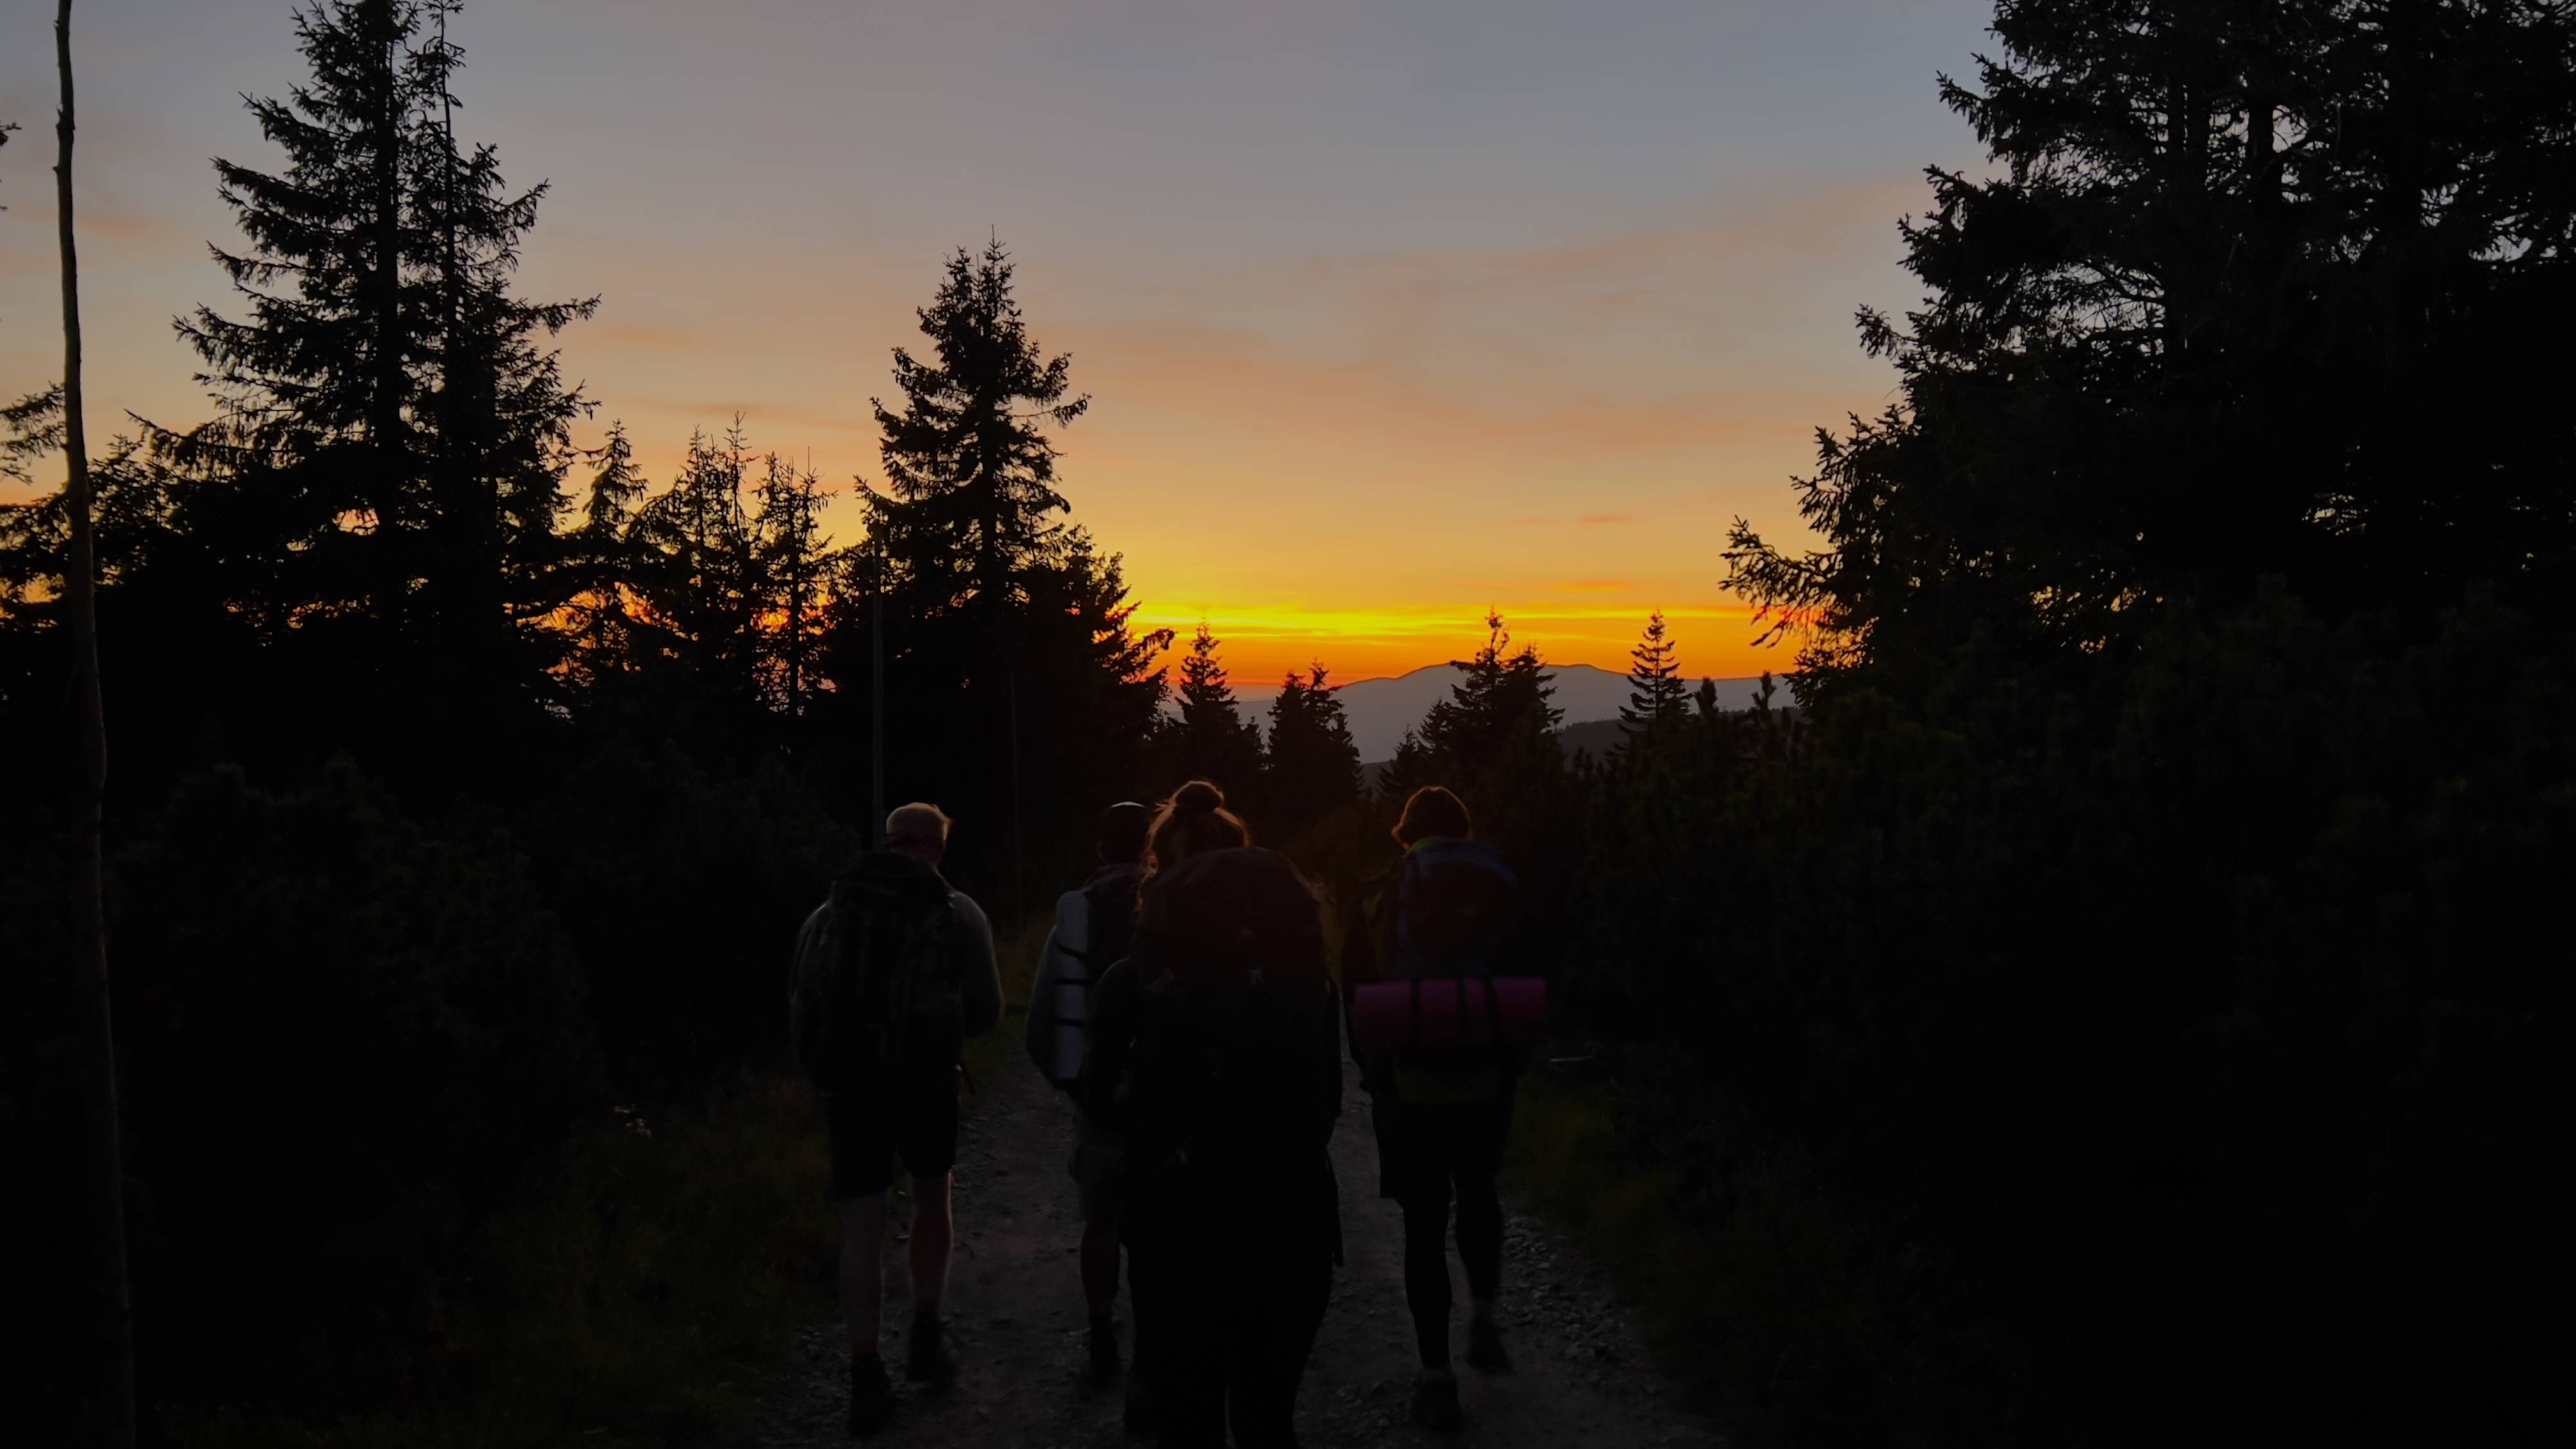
[789,802,1004,1436]
[1024,800,1154,1393]
[1082,782,1344,1448]
[1343,785,1525,1432]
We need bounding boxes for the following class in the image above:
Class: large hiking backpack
[1030,864,1142,1089]
[1077,865,1142,978]
[790,852,960,1092]
[1358,838,1537,1100]
[1119,848,1338,1230]
[1391,838,1518,980]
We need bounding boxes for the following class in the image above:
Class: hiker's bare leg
[909,1170,954,1317]
[840,1193,889,1352]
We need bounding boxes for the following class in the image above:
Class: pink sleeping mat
[1351,977,1546,1049]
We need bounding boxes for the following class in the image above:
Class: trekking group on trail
[793,779,1538,1445]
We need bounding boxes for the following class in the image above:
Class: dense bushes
[1547,588,2567,1444]
[528,737,855,1100]
[7,762,595,1432]
[1,744,869,1441]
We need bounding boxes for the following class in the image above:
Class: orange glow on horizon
[1131,601,1787,689]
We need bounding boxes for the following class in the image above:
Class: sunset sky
[0,0,1993,684]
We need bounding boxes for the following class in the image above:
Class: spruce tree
[630,422,762,712]
[560,419,644,692]
[178,0,424,469]
[1381,727,1435,808]
[864,239,1087,608]
[574,419,645,535]
[1725,0,2576,686]
[1618,610,1689,739]
[1167,622,1264,794]
[405,3,597,647]
[754,450,831,720]
[1420,611,1561,776]
[1262,664,1362,838]
[171,0,594,689]
[828,243,1164,890]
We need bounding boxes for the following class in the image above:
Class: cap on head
[1100,801,1152,863]
[1394,785,1471,846]
[886,802,953,852]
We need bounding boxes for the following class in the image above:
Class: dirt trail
[751,1059,1724,1448]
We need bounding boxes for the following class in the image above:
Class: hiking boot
[1465,1316,1514,1376]
[1086,1319,1124,1388]
[1410,1367,1462,1433]
[847,1354,894,1436]
[905,1313,958,1386]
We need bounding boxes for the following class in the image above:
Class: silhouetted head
[1141,780,1250,891]
[885,801,953,868]
[1098,801,1152,864]
[1393,785,1471,847]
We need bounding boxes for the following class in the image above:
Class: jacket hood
[836,849,954,907]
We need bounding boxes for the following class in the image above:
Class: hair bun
[1170,779,1226,813]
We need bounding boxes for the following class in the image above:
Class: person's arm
[792,903,832,989]
[956,894,1004,1038]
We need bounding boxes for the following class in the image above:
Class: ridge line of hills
[1228,661,1781,761]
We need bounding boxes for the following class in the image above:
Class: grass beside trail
[164,914,1058,1449]
[1501,1061,1759,1430]
[1503,1059,1969,1446]
[1502,1061,1714,1340]
[967,914,1054,1105]
[162,1078,840,1449]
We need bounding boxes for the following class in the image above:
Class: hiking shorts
[823,1066,962,1201]
[1068,1112,1125,1225]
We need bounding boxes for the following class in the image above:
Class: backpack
[1392,838,1518,981]
[1118,848,1338,1235]
[1377,838,1523,1101]
[1029,864,1142,1090]
[1075,865,1142,978]
[790,852,960,1092]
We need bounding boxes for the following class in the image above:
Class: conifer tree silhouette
[864,238,1088,608]
[1420,611,1560,776]
[1262,663,1361,837]
[836,241,1164,891]
[1380,726,1436,807]
[755,450,831,721]
[1725,0,2576,689]
[1168,621,1264,794]
[150,0,596,767]
[1618,609,1687,739]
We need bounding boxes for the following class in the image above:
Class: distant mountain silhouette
[1236,663,1778,760]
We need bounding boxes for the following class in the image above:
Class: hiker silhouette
[789,802,1004,1436]
[1025,800,1155,1408]
[1080,783,1344,1448]
[1344,785,1536,1431]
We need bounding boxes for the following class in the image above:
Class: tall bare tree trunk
[55,4,136,1445]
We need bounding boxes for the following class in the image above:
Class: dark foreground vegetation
[6,1,2568,1445]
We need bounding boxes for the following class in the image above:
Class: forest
[4,1,2566,1446]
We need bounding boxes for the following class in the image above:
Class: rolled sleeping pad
[1349,976,1547,1049]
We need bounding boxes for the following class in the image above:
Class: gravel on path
[751,1057,1725,1448]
